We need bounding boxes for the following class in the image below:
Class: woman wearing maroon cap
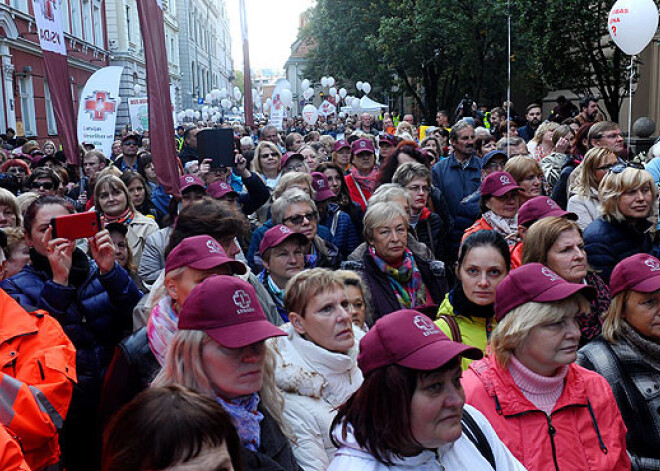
[462,263,630,471]
[462,171,521,246]
[270,269,363,471]
[523,216,610,344]
[344,137,379,211]
[153,276,300,471]
[578,253,660,469]
[331,140,351,173]
[328,309,524,470]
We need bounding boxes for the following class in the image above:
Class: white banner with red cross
[76,66,123,158]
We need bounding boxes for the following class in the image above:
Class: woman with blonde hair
[504,156,544,203]
[541,124,576,188]
[523,216,610,344]
[152,275,301,471]
[567,147,618,230]
[336,269,372,332]
[0,187,21,228]
[584,166,656,284]
[462,263,630,470]
[528,121,559,163]
[252,141,282,190]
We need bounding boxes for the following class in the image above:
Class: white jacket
[567,190,602,230]
[271,323,363,471]
[327,405,526,471]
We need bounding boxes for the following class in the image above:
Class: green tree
[514,0,653,122]
[233,69,245,96]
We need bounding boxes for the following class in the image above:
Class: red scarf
[349,166,380,194]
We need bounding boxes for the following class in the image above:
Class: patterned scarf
[147,295,179,366]
[104,208,134,226]
[349,165,379,194]
[621,321,660,373]
[305,243,319,268]
[217,393,264,452]
[369,246,427,308]
[482,210,518,246]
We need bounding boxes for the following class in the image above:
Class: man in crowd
[549,95,578,123]
[576,95,601,126]
[489,107,506,140]
[178,126,200,164]
[588,121,625,158]
[517,103,542,142]
[431,121,482,259]
[69,149,106,211]
[114,133,140,172]
[357,113,378,136]
[436,110,450,128]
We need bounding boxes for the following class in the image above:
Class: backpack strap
[462,407,496,469]
[437,315,462,343]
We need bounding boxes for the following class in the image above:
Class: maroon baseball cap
[259,224,308,256]
[378,134,398,147]
[358,310,482,375]
[351,138,375,155]
[333,139,350,152]
[481,171,522,197]
[495,263,595,321]
[518,196,577,227]
[610,254,660,297]
[165,235,246,275]
[311,172,335,202]
[178,276,286,348]
[207,180,239,199]
[280,151,304,170]
[179,175,205,193]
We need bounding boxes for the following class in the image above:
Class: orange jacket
[510,241,523,270]
[0,427,30,470]
[462,217,493,244]
[0,289,76,470]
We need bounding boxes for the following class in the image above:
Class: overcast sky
[226,0,315,72]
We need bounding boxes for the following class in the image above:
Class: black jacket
[243,408,302,471]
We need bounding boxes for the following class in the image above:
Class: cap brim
[489,185,522,197]
[534,282,595,304]
[627,274,660,294]
[314,190,336,202]
[181,184,205,192]
[187,257,247,275]
[397,340,483,371]
[206,320,286,348]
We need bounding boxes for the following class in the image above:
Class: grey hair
[363,202,408,243]
[392,162,431,187]
[369,183,412,207]
[449,120,474,142]
[271,188,317,224]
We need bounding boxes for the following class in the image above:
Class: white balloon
[185,109,194,118]
[339,112,346,119]
[302,104,319,125]
[303,88,314,100]
[351,98,360,110]
[220,88,228,99]
[221,98,231,109]
[193,111,200,119]
[327,76,335,87]
[362,82,371,94]
[608,0,659,55]
[177,111,185,121]
[133,84,142,95]
[356,81,363,91]
[329,87,337,97]
[322,77,330,87]
[202,112,209,120]
[301,79,310,90]
[339,87,347,99]
[280,88,293,106]
[234,89,242,101]
[202,106,209,113]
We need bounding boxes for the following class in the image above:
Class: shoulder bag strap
[437,315,462,343]
[461,407,496,469]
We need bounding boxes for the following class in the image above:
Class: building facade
[177,0,233,110]
[0,0,109,141]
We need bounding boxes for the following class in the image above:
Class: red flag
[32,0,79,165]
[136,0,181,197]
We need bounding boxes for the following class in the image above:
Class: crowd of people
[0,93,658,470]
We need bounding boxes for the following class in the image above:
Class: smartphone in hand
[50,212,101,240]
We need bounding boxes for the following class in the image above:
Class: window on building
[71,0,82,38]
[93,3,103,48]
[44,81,58,135]
[126,5,132,44]
[61,0,70,33]
[10,0,27,12]
[18,76,36,136]
[82,0,93,43]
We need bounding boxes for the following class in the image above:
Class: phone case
[51,212,101,240]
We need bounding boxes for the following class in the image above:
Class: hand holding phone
[50,212,101,240]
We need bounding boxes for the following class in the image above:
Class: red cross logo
[84,91,117,121]
[42,0,57,21]
[232,290,251,310]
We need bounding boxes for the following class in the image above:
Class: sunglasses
[7,167,26,174]
[283,211,318,225]
[123,141,139,146]
[31,181,55,190]
[610,162,644,173]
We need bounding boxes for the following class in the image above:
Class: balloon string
[506,0,511,157]
[628,55,634,153]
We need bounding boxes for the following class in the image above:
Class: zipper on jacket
[586,399,608,454]
[546,415,560,471]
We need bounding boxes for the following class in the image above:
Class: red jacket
[0,427,30,470]
[509,241,523,269]
[0,289,77,470]
[462,356,630,471]
[344,175,372,211]
[462,217,493,243]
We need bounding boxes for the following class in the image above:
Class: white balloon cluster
[356,81,371,94]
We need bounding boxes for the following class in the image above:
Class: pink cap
[259,224,308,256]
[165,235,246,275]
[358,310,482,375]
[333,140,350,152]
[178,276,286,348]
[179,175,205,193]
[610,254,660,297]
[481,171,522,197]
[280,151,304,170]
[207,180,238,199]
[518,196,576,226]
[351,138,375,155]
[495,263,595,321]
[311,172,335,202]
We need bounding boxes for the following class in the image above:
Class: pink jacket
[462,356,630,471]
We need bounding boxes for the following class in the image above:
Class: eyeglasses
[31,181,55,190]
[283,211,318,225]
[601,132,623,140]
[284,162,305,172]
[123,141,139,146]
[484,162,505,170]
[596,163,616,172]
[7,167,25,174]
[260,152,278,158]
[406,184,431,194]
